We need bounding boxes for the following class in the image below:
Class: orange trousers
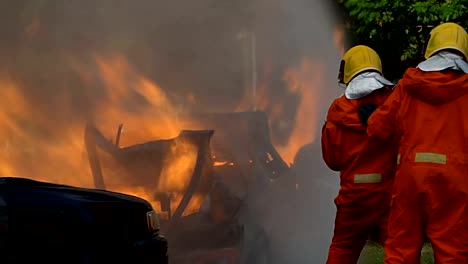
[326,201,389,264]
[385,166,468,263]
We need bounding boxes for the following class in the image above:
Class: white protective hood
[417,51,468,73]
[344,72,394,100]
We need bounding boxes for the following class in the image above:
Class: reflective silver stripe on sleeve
[415,152,447,165]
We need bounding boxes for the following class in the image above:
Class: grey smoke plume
[0,0,343,262]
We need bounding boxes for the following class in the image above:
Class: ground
[358,242,434,264]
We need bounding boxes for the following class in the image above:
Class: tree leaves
[338,0,468,79]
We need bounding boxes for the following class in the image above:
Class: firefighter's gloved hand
[358,104,378,125]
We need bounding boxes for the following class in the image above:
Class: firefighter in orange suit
[367,22,468,264]
[322,45,398,264]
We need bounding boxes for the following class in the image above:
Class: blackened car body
[0,177,168,264]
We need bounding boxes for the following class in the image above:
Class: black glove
[358,104,378,125]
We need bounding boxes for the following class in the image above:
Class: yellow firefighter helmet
[338,45,383,84]
[424,22,468,60]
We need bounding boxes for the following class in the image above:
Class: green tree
[337,0,468,81]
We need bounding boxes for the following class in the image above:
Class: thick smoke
[0,0,341,137]
[237,1,343,263]
[0,0,343,262]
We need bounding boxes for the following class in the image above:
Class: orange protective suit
[322,87,398,264]
[367,68,468,263]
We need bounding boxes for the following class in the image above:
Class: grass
[358,241,434,264]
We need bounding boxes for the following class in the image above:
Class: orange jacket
[322,87,398,205]
[368,68,468,173]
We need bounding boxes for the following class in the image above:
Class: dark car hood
[0,177,151,209]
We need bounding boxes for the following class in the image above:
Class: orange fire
[242,58,325,165]
[0,55,205,217]
[0,27,341,215]
[279,59,325,164]
[333,24,346,56]
[245,24,345,165]
[87,55,183,143]
[0,75,89,185]
[24,17,41,40]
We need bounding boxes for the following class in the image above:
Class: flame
[214,161,228,167]
[0,21,345,214]
[158,140,198,192]
[235,25,345,166]
[236,56,329,165]
[0,76,90,186]
[333,24,346,56]
[272,59,325,165]
[111,186,204,220]
[0,55,206,217]
[90,55,182,144]
[24,17,41,39]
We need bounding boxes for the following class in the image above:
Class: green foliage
[337,0,468,80]
[358,241,434,264]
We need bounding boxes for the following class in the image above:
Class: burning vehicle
[83,111,287,264]
[184,111,290,194]
[0,177,167,264]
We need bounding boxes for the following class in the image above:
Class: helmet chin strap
[338,59,345,84]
